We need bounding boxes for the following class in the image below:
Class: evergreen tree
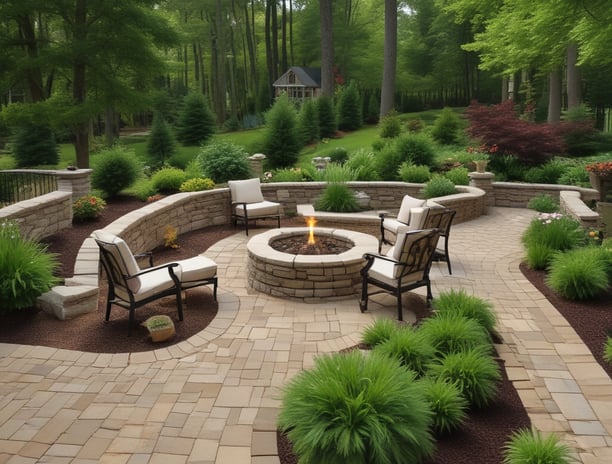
[298,98,320,145]
[175,93,216,146]
[317,96,337,138]
[337,82,363,131]
[14,124,58,167]
[364,92,379,124]
[147,112,176,168]
[263,94,302,169]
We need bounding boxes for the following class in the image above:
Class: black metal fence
[0,170,58,208]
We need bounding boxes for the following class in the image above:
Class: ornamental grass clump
[0,219,59,313]
[423,175,457,199]
[427,345,501,409]
[374,326,436,377]
[361,318,401,347]
[418,313,492,358]
[527,194,559,213]
[604,337,612,364]
[278,350,434,464]
[503,428,573,464]
[522,213,584,270]
[419,377,468,436]
[545,247,611,300]
[431,289,498,341]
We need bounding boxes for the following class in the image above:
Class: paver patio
[0,206,611,463]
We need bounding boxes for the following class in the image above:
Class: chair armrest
[361,252,399,275]
[134,251,154,267]
[378,210,390,219]
[127,262,181,284]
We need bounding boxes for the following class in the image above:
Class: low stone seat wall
[560,191,600,229]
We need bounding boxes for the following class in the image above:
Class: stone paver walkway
[1,207,611,463]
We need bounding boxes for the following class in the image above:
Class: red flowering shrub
[464,100,564,165]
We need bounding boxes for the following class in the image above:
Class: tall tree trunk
[265,1,274,90]
[213,0,227,123]
[243,1,258,93]
[501,77,509,102]
[16,14,46,102]
[548,69,562,123]
[320,0,334,97]
[566,43,581,110]
[73,0,89,169]
[379,0,397,117]
[271,1,279,81]
[281,0,288,72]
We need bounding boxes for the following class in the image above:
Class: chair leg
[176,289,184,321]
[359,279,369,313]
[396,287,403,321]
[212,278,218,301]
[426,281,433,305]
[105,300,112,321]
[276,216,281,229]
[445,242,452,274]
[128,307,135,336]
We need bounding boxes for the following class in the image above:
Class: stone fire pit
[247,227,378,301]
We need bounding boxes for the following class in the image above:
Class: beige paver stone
[215,446,250,464]
[552,393,597,421]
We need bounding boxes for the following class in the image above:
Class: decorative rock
[142,315,176,342]
[37,285,99,320]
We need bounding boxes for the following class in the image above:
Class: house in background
[272,67,321,101]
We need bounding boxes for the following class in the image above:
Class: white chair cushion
[368,257,423,285]
[382,218,408,234]
[233,200,280,218]
[407,207,429,231]
[397,195,426,224]
[177,255,217,284]
[228,178,264,204]
[116,265,183,302]
[93,230,142,292]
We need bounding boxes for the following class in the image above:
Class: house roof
[273,67,321,88]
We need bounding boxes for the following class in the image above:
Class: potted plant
[586,161,612,201]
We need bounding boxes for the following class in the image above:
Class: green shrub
[379,112,402,138]
[267,167,308,182]
[337,82,362,131]
[406,118,424,132]
[419,313,492,357]
[444,166,470,185]
[527,194,559,213]
[344,149,380,181]
[146,112,176,168]
[395,132,436,166]
[175,92,216,146]
[183,159,203,179]
[374,326,436,377]
[523,160,567,184]
[72,194,106,222]
[179,177,215,192]
[526,244,556,270]
[361,318,401,347]
[557,164,590,187]
[13,124,59,167]
[315,183,360,212]
[546,247,610,300]
[317,95,337,139]
[398,162,431,183]
[298,98,320,144]
[420,377,468,435]
[278,350,434,463]
[329,147,349,164]
[197,140,251,184]
[432,289,497,339]
[263,94,302,169]
[428,346,501,409]
[423,175,457,199]
[489,154,527,181]
[0,219,59,313]
[91,145,141,198]
[151,167,187,194]
[129,177,157,201]
[375,145,405,181]
[503,428,573,464]
[522,213,584,263]
[364,92,379,124]
[604,337,612,364]
[431,107,461,145]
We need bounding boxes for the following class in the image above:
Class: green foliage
[128,178,157,202]
[419,313,492,357]
[329,147,349,164]
[197,140,251,184]
[398,162,431,183]
[183,159,203,179]
[489,154,527,181]
[361,318,401,347]
[344,149,380,181]
[527,194,559,213]
[278,350,434,464]
[298,98,320,145]
[423,175,458,199]
[337,82,362,131]
[0,219,59,313]
[432,289,497,339]
[431,107,462,145]
[545,247,611,300]
[146,112,176,168]
[317,96,337,139]
[13,124,58,167]
[263,94,302,169]
[557,164,590,187]
[420,378,468,435]
[374,145,405,181]
[406,118,425,132]
[379,112,402,138]
[151,167,187,194]
[179,177,215,192]
[395,132,436,166]
[175,93,216,146]
[72,194,106,222]
[315,182,360,212]
[444,166,470,185]
[91,145,141,198]
[374,326,436,377]
[604,337,612,364]
[523,160,567,184]
[428,346,501,409]
[526,244,556,270]
[364,93,379,124]
[267,167,313,182]
[503,428,573,464]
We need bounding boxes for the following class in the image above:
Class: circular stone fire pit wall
[247,227,379,301]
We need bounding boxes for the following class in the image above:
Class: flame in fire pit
[306,217,316,244]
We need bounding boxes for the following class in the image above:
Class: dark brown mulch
[3,196,610,464]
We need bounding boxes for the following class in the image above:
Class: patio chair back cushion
[397,195,426,224]
[391,226,440,278]
[228,177,264,204]
[93,230,142,292]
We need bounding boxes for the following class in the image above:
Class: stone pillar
[56,168,93,202]
[249,153,266,178]
[469,172,495,207]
